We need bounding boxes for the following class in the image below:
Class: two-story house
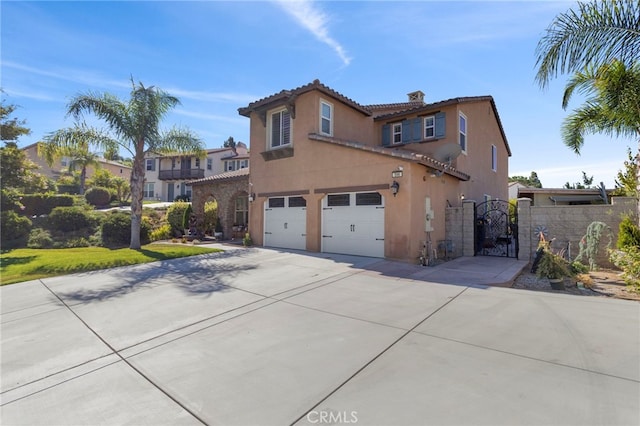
[237,80,510,262]
[144,142,249,201]
[22,142,132,182]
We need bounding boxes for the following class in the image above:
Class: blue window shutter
[412,118,421,142]
[382,124,391,146]
[435,112,446,138]
[401,120,411,143]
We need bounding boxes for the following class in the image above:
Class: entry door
[167,184,174,202]
[264,196,307,250]
[322,192,385,257]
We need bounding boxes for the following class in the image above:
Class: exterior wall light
[390,181,400,197]
[248,193,255,202]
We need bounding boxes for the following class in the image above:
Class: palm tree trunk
[129,152,145,249]
[637,142,640,227]
[79,167,87,195]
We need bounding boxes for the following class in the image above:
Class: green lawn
[0,244,222,285]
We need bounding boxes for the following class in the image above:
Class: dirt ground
[512,266,640,302]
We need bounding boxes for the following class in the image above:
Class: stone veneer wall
[191,176,249,240]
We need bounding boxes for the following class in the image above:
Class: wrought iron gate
[475,200,518,258]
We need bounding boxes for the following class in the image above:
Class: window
[289,196,307,207]
[225,160,235,172]
[235,196,248,225]
[146,159,155,171]
[207,158,212,170]
[392,123,402,144]
[240,160,248,169]
[356,192,382,206]
[459,113,467,152]
[195,158,200,168]
[491,144,497,172]
[143,182,155,198]
[327,194,350,207]
[320,100,333,136]
[424,116,435,139]
[268,197,285,208]
[270,109,291,149]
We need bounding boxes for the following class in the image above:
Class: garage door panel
[322,192,384,258]
[264,197,306,250]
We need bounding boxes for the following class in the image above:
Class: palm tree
[535,0,640,88]
[46,80,205,248]
[39,124,116,195]
[561,60,640,153]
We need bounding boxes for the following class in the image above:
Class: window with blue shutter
[411,118,421,141]
[435,112,446,138]
[401,119,411,143]
[382,124,391,146]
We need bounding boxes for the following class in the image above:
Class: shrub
[150,224,172,242]
[166,202,190,235]
[174,194,190,202]
[0,210,32,246]
[20,194,75,216]
[617,215,640,250]
[27,228,54,249]
[203,201,218,235]
[610,247,640,291]
[47,206,98,233]
[57,184,80,195]
[182,203,193,231]
[85,187,111,207]
[101,212,150,247]
[243,232,253,247]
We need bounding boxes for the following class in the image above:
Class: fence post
[517,198,532,262]
[462,200,476,256]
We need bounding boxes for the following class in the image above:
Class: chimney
[407,90,425,104]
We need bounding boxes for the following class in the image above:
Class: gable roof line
[308,133,470,181]
[238,79,372,117]
[374,96,511,157]
[189,167,250,186]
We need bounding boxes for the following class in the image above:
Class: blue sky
[1,0,634,189]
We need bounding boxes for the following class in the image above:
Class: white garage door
[322,192,385,257]
[264,196,307,250]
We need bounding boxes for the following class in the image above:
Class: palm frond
[535,0,640,88]
[153,126,205,157]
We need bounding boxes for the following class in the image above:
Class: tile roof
[308,133,470,181]
[238,79,372,117]
[189,167,249,186]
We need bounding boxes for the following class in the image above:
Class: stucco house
[22,142,132,182]
[517,186,611,206]
[230,79,510,262]
[144,142,248,201]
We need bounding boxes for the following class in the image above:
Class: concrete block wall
[519,197,636,268]
[445,196,636,268]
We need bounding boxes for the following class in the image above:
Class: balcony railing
[158,168,205,180]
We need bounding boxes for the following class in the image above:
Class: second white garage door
[321,192,385,258]
[264,196,307,250]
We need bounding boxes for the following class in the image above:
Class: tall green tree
[535,0,640,88]
[564,171,595,189]
[46,80,204,248]
[613,147,639,197]
[509,171,543,188]
[1,95,31,142]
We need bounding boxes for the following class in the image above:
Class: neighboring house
[508,181,529,200]
[144,142,249,201]
[237,79,510,262]
[518,186,611,206]
[22,142,132,181]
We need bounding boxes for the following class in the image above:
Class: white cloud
[173,109,247,124]
[165,88,258,104]
[273,0,351,66]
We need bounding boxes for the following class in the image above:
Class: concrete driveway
[1,247,638,425]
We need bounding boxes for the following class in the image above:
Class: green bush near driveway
[0,245,222,285]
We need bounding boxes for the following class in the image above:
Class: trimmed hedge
[85,187,111,207]
[101,212,150,246]
[0,210,32,246]
[166,202,190,235]
[47,206,98,233]
[19,194,75,217]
